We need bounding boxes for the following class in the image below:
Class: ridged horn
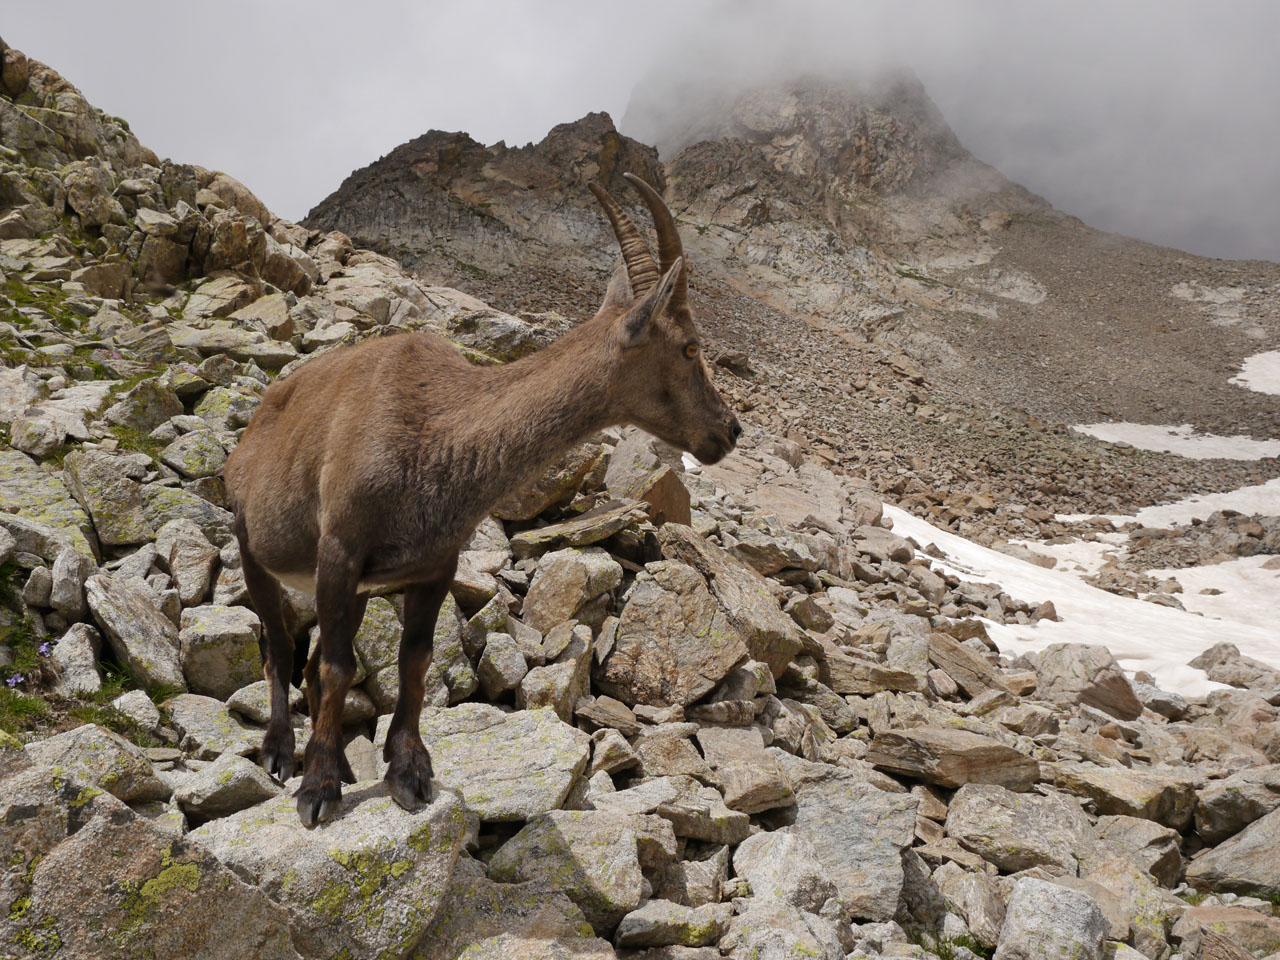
[623,172,688,310]
[588,180,660,296]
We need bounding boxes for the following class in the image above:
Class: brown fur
[222,176,739,825]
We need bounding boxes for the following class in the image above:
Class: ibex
[223,174,741,825]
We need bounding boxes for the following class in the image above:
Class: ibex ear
[620,257,682,348]
[601,259,632,311]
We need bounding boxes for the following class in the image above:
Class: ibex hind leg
[384,560,456,810]
[295,535,367,826]
[235,514,298,782]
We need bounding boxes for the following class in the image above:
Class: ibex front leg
[384,557,457,810]
[296,534,366,826]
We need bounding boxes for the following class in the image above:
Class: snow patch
[1010,533,1126,577]
[1072,422,1280,460]
[885,505,1279,697]
[1231,350,1280,397]
[1147,556,1280,633]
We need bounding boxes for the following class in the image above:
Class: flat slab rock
[190,781,467,960]
[864,725,1040,791]
[1049,761,1197,831]
[374,703,590,821]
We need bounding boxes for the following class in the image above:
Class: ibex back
[222,173,740,825]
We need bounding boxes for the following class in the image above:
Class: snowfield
[885,505,1279,697]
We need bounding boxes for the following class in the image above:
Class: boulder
[488,810,673,933]
[226,679,304,724]
[933,861,1006,951]
[1190,642,1280,692]
[191,784,466,960]
[731,831,837,912]
[598,560,750,708]
[159,430,227,479]
[493,443,605,521]
[614,900,733,949]
[172,753,281,819]
[102,377,183,433]
[1035,642,1143,720]
[0,765,299,960]
[945,782,1099,874]
[1050,762,1197,831]
[657,524,800,677]
[1082,857,1175,959]
[178,604,262,699]
[521,547,622,634]
[773,752,918,920]
[1195,764,1280,844]
[49,546,95,621]
[509,499,648,559]
[1185,806,1280,897]
[718,899,845,960]
[166,694,262,759]
[155,518,220,607]
[86,573,186,693]
[993,877,1108,960]
[23,723,169,803]
[1173,906,1280,958]
[51,621,103,696]
[410,863,614,959]
[62,449,154,547]
[0,451,97,558]
[926,631,1009,698]
[373,704,590,821]
[1096,815,1183,888]
[865,726,1040,791]
[476,631,528,698]
[694,724,793,813]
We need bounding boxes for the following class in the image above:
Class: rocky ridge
[2,39,1280,960]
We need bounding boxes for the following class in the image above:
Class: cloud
[6,0,1278,260]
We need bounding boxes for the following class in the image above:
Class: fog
[6,1,1278,261]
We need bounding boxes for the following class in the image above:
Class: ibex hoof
[386,746,434,811]
[261,747,296,783]
[295,784,341,827]
[260,728,297,782]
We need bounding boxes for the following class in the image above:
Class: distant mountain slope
[304,75,1280,534]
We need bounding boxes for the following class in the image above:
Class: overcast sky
[7,1,1279,262]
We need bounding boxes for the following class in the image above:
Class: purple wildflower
[38,641,52,657]
[5,674,23,687]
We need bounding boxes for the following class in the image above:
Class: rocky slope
[2,39,1280,960]
[305,76,1280,551]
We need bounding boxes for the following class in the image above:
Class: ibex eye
[684,343,699,359]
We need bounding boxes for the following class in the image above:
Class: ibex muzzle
[222,173,738,825]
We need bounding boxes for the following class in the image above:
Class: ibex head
[589,173,741,465]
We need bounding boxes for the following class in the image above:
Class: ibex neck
[466,319,619,502]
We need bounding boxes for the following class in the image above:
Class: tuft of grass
[107,425,166,462]
[1179,888,1210,906]
[67,703,158,747]
[0,687,51,736]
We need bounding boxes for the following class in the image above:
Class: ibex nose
[729,417,742,443]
